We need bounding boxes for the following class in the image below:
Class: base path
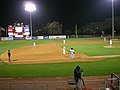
[1,43,120,64]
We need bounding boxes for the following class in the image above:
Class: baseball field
[0,38,120,78]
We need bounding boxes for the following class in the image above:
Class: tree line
[34,16,120,36]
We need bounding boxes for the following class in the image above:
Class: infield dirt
[1,41,120,64]
[1,41,105,64]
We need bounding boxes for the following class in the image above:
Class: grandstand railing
[110,73,120,90]
[68,73,120,90]
[102,73,120,90]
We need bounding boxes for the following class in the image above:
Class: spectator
[74,66,85,90]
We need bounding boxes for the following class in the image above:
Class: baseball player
[8,50,11,62]
[70,48,75,59]
[110,39,112,46]
[33,42,36,47]
[63,45,66,54]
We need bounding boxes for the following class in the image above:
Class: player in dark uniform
[8,50,11,62]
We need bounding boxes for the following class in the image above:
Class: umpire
[8,50,11,62]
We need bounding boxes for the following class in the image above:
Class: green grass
[66,44,120,56]
[0,38,120,78]
[0,57,120,78]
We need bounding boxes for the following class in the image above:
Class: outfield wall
[0,35,67,41]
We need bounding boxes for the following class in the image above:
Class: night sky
[0,0,120,29]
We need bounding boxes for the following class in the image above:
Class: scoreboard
[8,23,30,39]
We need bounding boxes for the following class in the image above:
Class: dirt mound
[104,46,120,48]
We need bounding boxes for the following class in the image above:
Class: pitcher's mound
[104,46,120,48]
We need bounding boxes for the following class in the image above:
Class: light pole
[25,3,36,39]
[75,24,78,38]
[112,0,114,38]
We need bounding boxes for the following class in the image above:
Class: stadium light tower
[25,2,36,39]
[112,0,114,38]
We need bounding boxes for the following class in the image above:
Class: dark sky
[0,0,120,29]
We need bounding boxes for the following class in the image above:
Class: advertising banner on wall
[1,37,13,40]
[37,36,44,39]
[49,35,66,39]
[43,36,49,39]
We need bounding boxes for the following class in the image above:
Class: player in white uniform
[70,48,75,59]
[110,39,112,46]
[33,42,36,47]
[63,45,66,55]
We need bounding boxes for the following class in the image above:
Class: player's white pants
[70,54,74,59]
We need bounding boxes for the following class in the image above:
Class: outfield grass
[0,38,120,78]
[66,44,120,56]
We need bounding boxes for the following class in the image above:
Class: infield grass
[0,38,120,78]
[0,57,120,78]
